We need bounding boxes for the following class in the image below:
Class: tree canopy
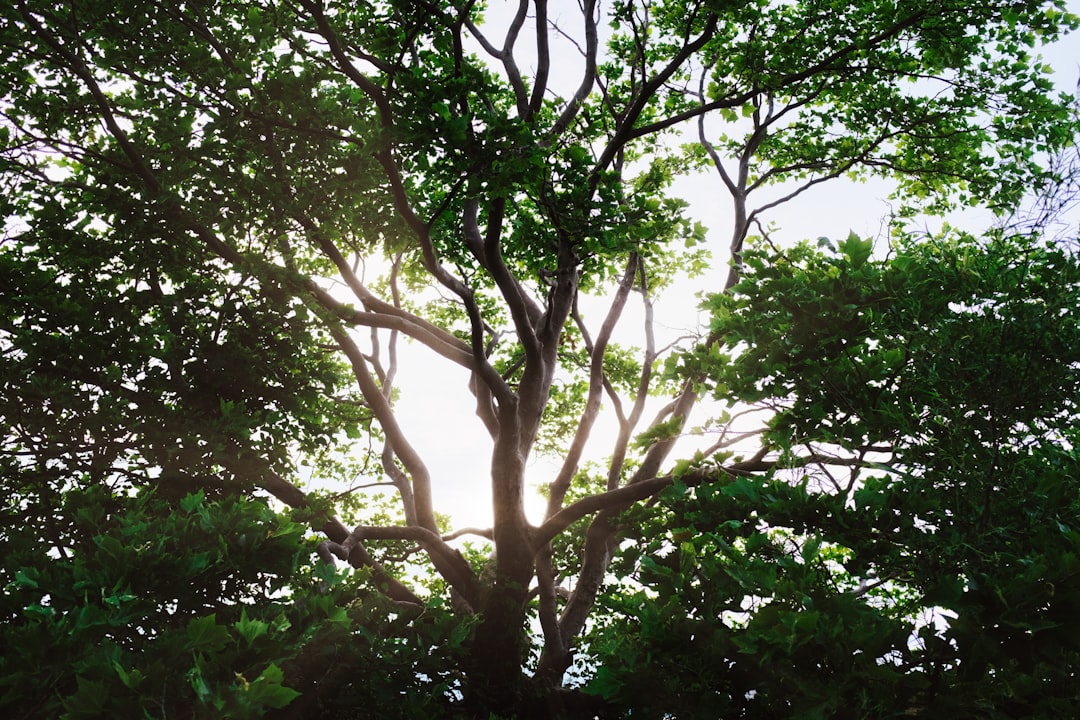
[1,1,1079,718]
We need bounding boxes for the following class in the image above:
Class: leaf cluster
[587,232,1080,718]
[0,487,341,718]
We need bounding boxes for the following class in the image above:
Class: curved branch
[442,526,494,542]
[545,254,638,516]
[603,7,932,178]
[539,447,882,551]
[300,0,393,126]
[224,451,422,606]
[301,0,480,323]
[468,371,500,437]
[546,0,599,142]
[528,0,550,117]
[591,12,719,183]
[553,378,699,657]
[499,0,532,117]
[463,197,542,371]
[534,473,677,549]
[534,545,567,684]
[463,15,502,59]
[632,380,700,484]
[326,322,440,535]
[340,524,483,610]
[304,281,475,369]
[381,443,417,527]
[605,259,657,489]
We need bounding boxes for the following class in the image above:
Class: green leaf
[246,663,300,709]
[839,231,873,269]
[13,568,39,589]
[61,678,108,719]
[800,537,822,564]
[235,608,269,647]
[185,614,231,652]
[180,490,205,513]
[113,662,145,690]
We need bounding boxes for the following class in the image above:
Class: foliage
[588,233,1080,718]
[0,487,331,718]
[1,0,1078,718]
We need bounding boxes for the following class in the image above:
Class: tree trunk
[465,577,531,714]
[462,422,539,715]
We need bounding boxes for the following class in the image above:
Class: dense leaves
[590,233,1080,717]
[1,488,328,718]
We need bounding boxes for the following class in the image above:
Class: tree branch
[605,259,658,489]
[325,322,440,535]
[545,254,638,515]
[591,11,719,182]
[339,524,483,610]
[221,450,423,606]
[303,281,475,369]
[528,0,551,117]
[546,0,599,142]
[500,0,532,117]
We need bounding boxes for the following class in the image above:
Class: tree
[1,0,1077,717]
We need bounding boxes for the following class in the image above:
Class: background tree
[1,0,1077,717]
[588,229,1080,718]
